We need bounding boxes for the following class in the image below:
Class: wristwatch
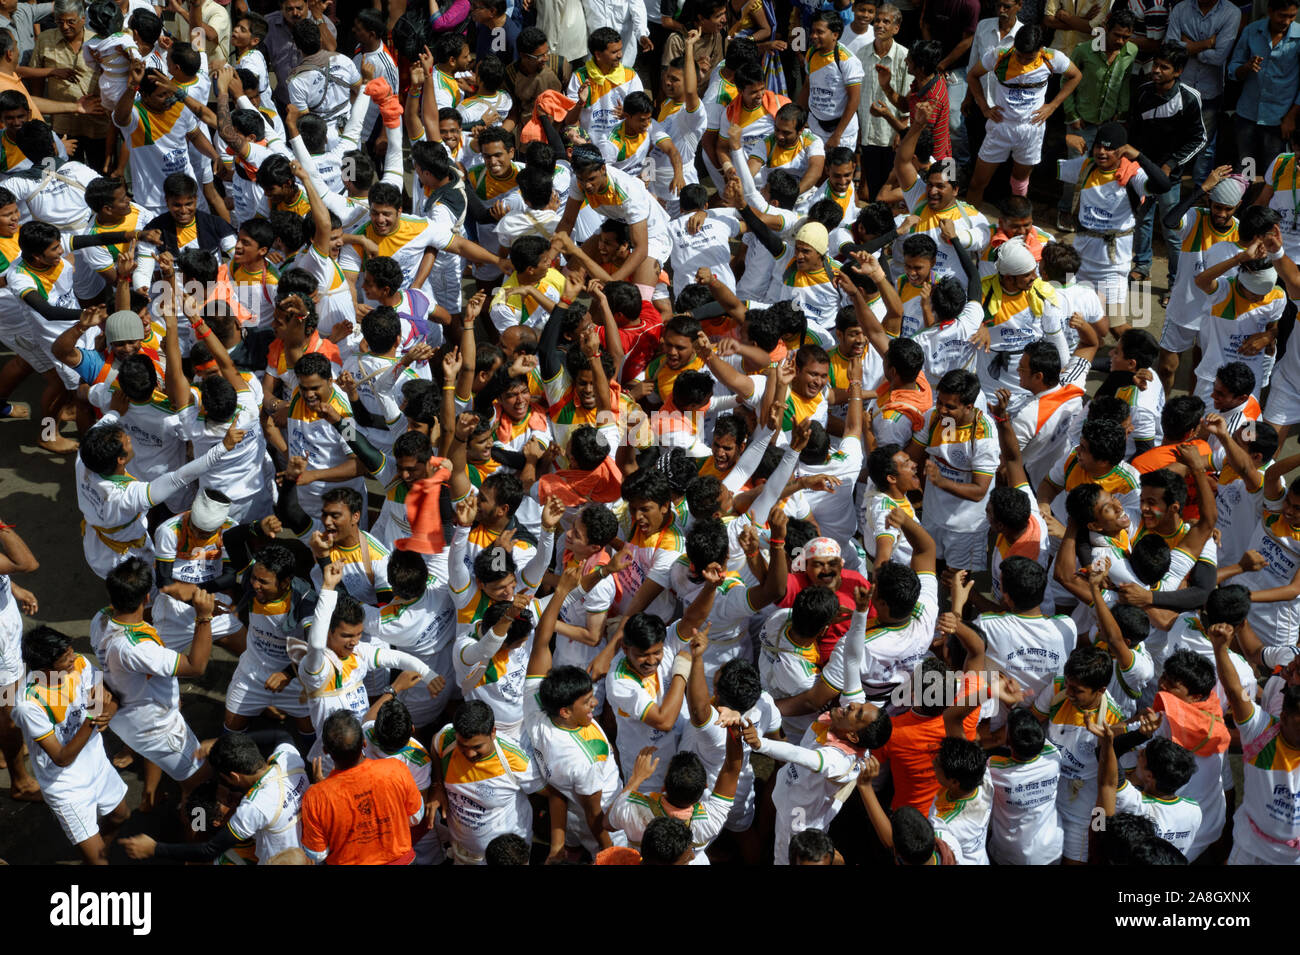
[383,685,396,699]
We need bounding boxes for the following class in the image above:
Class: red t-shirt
[905,73,951,160]
[599,302,663,384]
[778,569,872,664]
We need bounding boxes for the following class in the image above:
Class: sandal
[0,401,30,420]
[1129,269,1149,282]
[1158,293,1171,309]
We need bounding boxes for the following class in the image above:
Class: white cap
[190,488,231,534]
[996,237,1037,276]
[1238,266,1278,296]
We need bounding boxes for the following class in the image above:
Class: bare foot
[0,402,30,420]
[10,784,43,802]
[37,436,79,454]
[57,403,77,423]
[111,747,136,770]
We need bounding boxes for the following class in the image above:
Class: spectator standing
[30,0,110,170]
[1129,42,1206,286]
[1043,0,1108,67]
[1166,0,1239,183]
[1,0,54,65]
[161,0,232,67]
[920,0,978,168]
[262,0,337,109]
[857,2,909,197]
[1227,0,1300,174]
[505,25,572,126]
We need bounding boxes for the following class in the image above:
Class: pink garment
[429,0,470,31]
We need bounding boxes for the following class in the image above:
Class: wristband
[768,537,785,547]
[0,522,11,529]
[443,384,455,391]
[744,548,759,558]
[194,617,213,624]
[670,652,694,682]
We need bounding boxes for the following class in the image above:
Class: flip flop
[0,402,30,420]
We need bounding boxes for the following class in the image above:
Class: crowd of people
[0,0,1298,868]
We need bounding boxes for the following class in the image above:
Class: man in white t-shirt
[523,564,624,858]
[559,145,672,291]
[433,699,546,865]
[606,582,697,769]
[777,512,935,717]
[1205,619,1300,864]
[966,29,1079,206]
[121,731,309,864]
[667,191,741,298]
[749,594,893,863]
[285,18,360,143]
[11,627,128,864]
[908,368,1000,572]
[97,558,217,810]
[113,61,220,217]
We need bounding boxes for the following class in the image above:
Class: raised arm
[990,389,1027,489]
[461,591,530,668]
[885,503,936,576]
[113,60,145,129]
[845,254,899,355]
[291,159,333,257]
[893,100,935,192]
[694,330,756,400]
[1263,449,1300,503]
[1209,621,1253,724]
[1172,442,1217,558]
[162,285,193,410]
[1089,563,1134,672]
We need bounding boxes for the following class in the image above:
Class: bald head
[500,325,539,356]
[322,710,363,768]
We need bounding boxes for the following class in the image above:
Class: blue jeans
[1058,123,1099,213]
[1132,182,1181,282]
[946,70,970,168]
[1234,115,1284,176]
[1191,97,1222,185]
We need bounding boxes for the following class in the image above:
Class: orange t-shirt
[1131,439,1213,520]
[300,759,422,865]
[871,675,983,814]
[0,73,42,121]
